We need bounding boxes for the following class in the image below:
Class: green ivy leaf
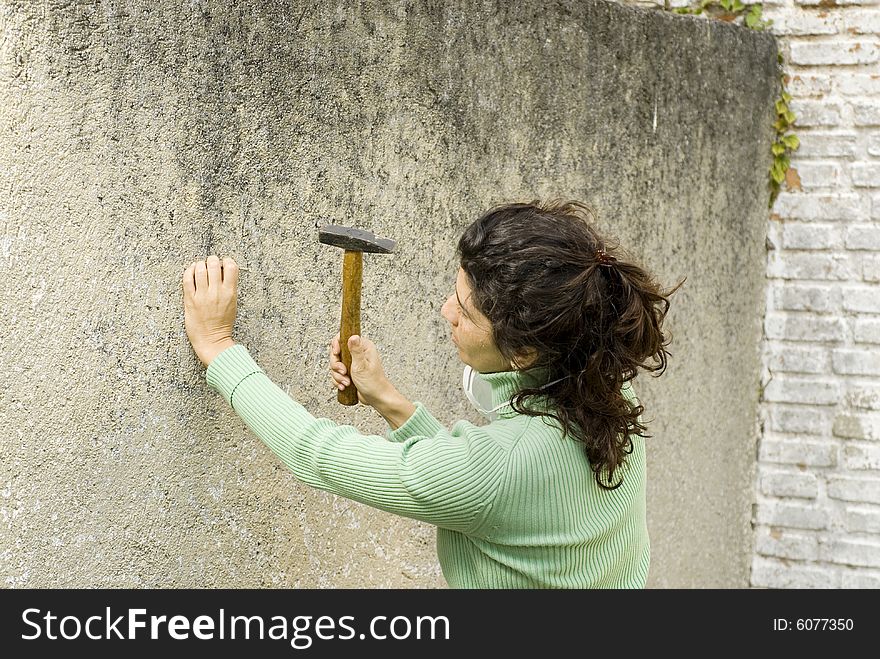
[782,134,800,150]
[771,143,786,155]
[785,109,796,123]
[733,0,745,11]
[775,99,787,114]
[781,91,792,103]
[770,164,785,183]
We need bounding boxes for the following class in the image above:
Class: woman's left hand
[182,255,239,367]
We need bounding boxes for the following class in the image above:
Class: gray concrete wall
[1,0,778,588]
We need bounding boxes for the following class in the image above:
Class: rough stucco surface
[1,0,778,588]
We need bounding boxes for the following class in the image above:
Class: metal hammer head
[318,225,396,254]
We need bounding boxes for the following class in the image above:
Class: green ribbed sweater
[205,344,650,588]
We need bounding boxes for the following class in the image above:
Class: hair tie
[596,248,617,267]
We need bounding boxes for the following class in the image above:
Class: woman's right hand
[329,333,395,409]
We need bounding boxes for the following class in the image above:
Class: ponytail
[458,200,686,489]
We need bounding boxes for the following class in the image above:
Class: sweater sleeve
[205,344,508,534]
[385,401,446,442]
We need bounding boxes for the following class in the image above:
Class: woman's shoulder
[453,412,548,452]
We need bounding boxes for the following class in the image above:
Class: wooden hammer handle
[338,250,362,406]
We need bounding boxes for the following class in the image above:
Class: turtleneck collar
[476,365,554,419]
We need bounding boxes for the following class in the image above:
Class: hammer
[318,225,396,406]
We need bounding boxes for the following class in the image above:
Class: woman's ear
[511,347,538,370]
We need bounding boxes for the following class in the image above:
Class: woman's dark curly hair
[457,200,686,490]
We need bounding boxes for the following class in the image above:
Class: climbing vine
[664,0,799,208]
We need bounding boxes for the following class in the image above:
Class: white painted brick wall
[853,318,880,342]
[752,556,838,587]
[832,349,880,374]
[761,467,821,497]
[622,0,880,588]
[828,475,880,504]
[760,436,838,464]
[756,528,820,559]
[833,411,880,439]
[820,537,880,567]
[845,506,880,532]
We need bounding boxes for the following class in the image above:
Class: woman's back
[436,377,649,589]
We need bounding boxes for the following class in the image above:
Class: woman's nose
[441,295,456,324]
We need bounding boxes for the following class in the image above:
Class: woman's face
[441,267,511,374]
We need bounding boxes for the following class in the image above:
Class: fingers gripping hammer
[318,225,396,406]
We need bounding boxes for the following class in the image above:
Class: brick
[642,0,689,6]
[833,349,880,375]
[853,163,880,187]
[767,344,830,374]
[871,135,880,156]
[834,412,880,440]
[820,538,880,568]
[789,100,843,126]
[845,224,880,249]
[795,132,858,158]
[844,506,880,533]
[844,383,880,410]
[782,222,842,249]
[790,41,879,66]
[854,102,880,126]
[865,255,880,282]
[759,437,837,466]
[828,475,880,504]
[840,571,880,588]
[788,162,840,189]
[788,73,832,98]
[764,378,841,405]
[842,286,880,312]
[836,73,880,95]
[751,557,838,588]
[755,500,829,529]
[764,313,846,341]
[769,405,831,435]
[797,0,880,5]
[843,10,880,34]
[772,192,863,220]
[854,318,880,343]
[773,283,840,312]
[844,444,880,469]
[764,12,839,36]
[767,252,854,280]
[761,469,820,498]
[756,528,820,560]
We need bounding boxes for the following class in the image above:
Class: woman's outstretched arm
[206,344,512,535]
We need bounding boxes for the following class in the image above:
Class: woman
[182,200,684,588]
